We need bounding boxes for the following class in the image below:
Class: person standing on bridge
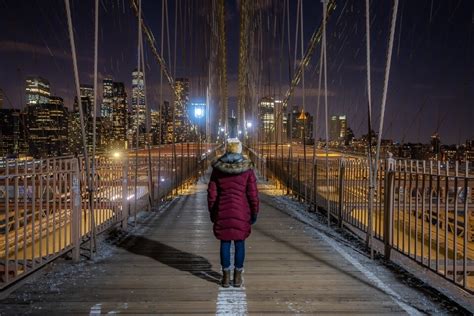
[207,138,259,288]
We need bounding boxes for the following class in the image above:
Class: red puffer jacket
[207,155,259,241]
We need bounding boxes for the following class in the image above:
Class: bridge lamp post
[244,121,253,147]
[193,103,206,165]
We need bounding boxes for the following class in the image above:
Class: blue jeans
[220,240,245,270]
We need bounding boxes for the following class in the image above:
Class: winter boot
[233,269,243,287]
[221,270,231,288]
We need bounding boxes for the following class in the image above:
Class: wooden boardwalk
[0,177,451,315]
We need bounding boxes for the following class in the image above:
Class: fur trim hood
[212,155,254,174]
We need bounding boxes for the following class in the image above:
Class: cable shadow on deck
[118,235,222,285]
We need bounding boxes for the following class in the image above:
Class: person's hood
[212,153,254,174]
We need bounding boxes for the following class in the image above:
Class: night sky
[0,0,473,144]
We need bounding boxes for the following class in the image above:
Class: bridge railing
[248,147,474,293]
[0,143,217,289]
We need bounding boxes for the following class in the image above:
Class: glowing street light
[194,107,204,119]
[192,102,206,119]
[246,122,252,128]
[112,151,121,159]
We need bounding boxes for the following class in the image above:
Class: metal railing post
[313,162,318,212]
[122,156,129,230]
[338,159,345,228]
[384,156,396,260]
[71,159,81,262]
[297,158,301,200]
[287,153,291,195]
[147,144,154,207]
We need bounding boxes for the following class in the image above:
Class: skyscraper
[111,82,128,149]
[80,84,94,108]
[287,106,314,144]
[0,109,21,158]
[25,76,50,105]
[26,98,68,157]
[431,133,441,156]
[150,109,160,145]
[131,69,146,132]
[258,97,276,142]
[101,78,113,118]
[69,95,94,155]
[173,78,190,142]
[329,115,347,142]
[162,101,173,143]
[99,78,127,150]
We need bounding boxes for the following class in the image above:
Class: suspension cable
[64,0,97,249]
[321,0,330,226]
[133,0,142,223]
[171,0,178,195]
[293,0,301,72]
[366,0,372,125]
[283,0,336,109]
[373,0,399,215]
[299,0,308,200]
[313,7,324,165]
[365,0,375,258]
[157,0,165,203]
[129,0,184,119]
[138,0,153,206]
[90,0,99,255]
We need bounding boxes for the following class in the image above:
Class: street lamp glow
[246,122,252,128]
[220,127,225,132]
[238,130,242,135]
[112,151,121,158]
[194,107,204,118]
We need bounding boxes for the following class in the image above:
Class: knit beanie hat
[226,138,242,154]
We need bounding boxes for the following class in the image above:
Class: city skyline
[0,1,472,145]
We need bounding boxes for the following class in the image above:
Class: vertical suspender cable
[372,0,399,254]
[321,0,330,225]
[90,0,99,255]
[139,3,153,207]
[164,0,174,194]
[286,0,293,168]
[300,0,307,199]
[365,0,375,258]
[293,0,300,72]
[133,0,142,223]
[374,0,399,171]
[157,0,165,201]
[173,0,178,195]
[313,5,324,209]
[64,0,96,251]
